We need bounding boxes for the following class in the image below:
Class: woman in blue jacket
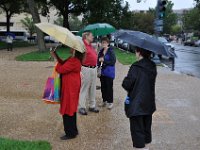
[98,37,116,109]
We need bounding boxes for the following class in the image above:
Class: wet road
[164,43,200,78]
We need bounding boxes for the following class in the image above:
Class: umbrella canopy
[5,32,15,38]
[114,30,176,57]
[35,23,85,53]
[78,23,116,37]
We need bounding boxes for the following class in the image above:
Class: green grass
[115,48,136,65]
[0,137,51,150]
[16,47,71,61]
[16,46,135,64]
[0,41,35,50]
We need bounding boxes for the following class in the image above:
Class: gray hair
[82,31,92,40]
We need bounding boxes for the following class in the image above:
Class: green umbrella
[78,23,116,37]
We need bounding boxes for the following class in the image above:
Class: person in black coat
[122,47,157,150]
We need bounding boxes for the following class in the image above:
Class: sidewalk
[0,47,200,150]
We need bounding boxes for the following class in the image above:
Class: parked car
[121,42,129,51]
[116,39,124,48]
[184,39,195,46]
[158,37,175,50]
[158,37,175,59]
[44,36,58,43]
[194,40,200,47]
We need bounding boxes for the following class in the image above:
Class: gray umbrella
[114,30,176,57]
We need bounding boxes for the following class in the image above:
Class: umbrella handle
[100,62,103,67]
[50,46,58,52]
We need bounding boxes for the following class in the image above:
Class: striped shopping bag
[42,65,60,104]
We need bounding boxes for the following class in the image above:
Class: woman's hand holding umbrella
[99,57,104,62]
[50,48,64,64]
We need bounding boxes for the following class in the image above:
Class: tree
[163,0,177,34]
[182,7,200,32]
[84,0,131,29]
[54,15,83,31]
[27,0,46,52]
[171,25,181,35]
[131,11,155,34]
[194,0,200,7]
[48,0,87,29]
[116,1,133,29]
[0,0,24,32]
[21,17,36,39]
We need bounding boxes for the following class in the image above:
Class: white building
[0,9,59,31]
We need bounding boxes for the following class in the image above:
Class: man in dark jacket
[122,47,157,150]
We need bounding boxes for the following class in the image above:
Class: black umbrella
[114,30,176,57]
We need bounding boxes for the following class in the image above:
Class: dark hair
[135,47,152,59]
[101,37,110,43]
[75,51,85,63]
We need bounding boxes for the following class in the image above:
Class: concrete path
[0,47,200,150]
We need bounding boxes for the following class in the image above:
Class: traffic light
[158,0,167,19]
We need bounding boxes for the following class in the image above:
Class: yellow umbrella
[35,22,85,53]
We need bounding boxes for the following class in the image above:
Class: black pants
[7,43,13,51]
[129,115,152,148]
[100,76,113,103]
[62,113,78,137]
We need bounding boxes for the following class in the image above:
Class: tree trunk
[62,0,70,29]
[27,0,46,52]
[63,13,70,29]
[6,11,11,33]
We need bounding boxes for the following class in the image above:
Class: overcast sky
[126,0,196,10]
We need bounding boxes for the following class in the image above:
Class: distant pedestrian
[6,35,13,51]
[122,47,157,150]
[79,31,99,115]
[98,37,116,109]
[50,49,85,140]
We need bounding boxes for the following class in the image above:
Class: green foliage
[171,25,181,34]
[0,0,25,32]
[84,0,131,29]
[54,15,83,31]
[131,11,155,34]
[21,17,36,37]
[194,0,200,8]
[182,7,200,32]
[115,48,136,65]
[163,0,178,34]
[48,0,87,28]
[0,137,51,150]
[16,47,71,61]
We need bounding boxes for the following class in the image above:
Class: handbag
[42,64,60,104]
[97,62,103,78]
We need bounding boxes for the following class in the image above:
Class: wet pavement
[162,43,200,78]
[0,47,200,150]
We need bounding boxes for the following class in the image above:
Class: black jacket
[122,58,157,118]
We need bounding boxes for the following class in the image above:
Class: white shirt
[6,36,13,43]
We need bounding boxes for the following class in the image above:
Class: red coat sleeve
[56,58,79,74]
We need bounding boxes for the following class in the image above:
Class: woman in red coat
[51,49,85,140]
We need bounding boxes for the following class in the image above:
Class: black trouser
[100,76,113,103]
[62,113,78,137]
[7,43,13,51]
[129,115,152,148]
